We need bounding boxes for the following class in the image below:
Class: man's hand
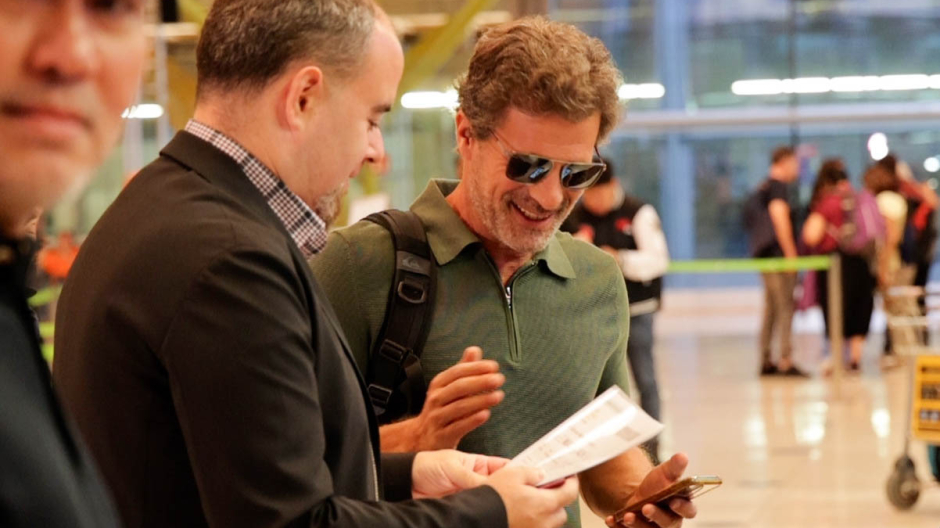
[487,467,579,528]
[605,454,698,528]
[411,449,509,499]
[380,347,505,452]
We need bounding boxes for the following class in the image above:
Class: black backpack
[901,197,938,265]
[742,181,776,257]
[362,210,437,424]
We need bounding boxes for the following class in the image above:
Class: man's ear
[280,65,325,131]
[455,110,474,159]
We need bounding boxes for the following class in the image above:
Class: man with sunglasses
[311,16,697,528]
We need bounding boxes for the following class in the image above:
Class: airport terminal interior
[29,0,940,526]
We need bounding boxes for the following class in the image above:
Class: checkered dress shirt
[184,120,327,258]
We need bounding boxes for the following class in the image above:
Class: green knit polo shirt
[310,180,631,527]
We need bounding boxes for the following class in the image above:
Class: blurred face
[0,0,146,234]
[298,23,403,227]
[581,179,617,215]
[457,108,600,257]
[780,154,799,182]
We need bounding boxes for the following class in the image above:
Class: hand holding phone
[612,475,721,527]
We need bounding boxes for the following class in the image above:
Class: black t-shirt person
[759,178,791,258]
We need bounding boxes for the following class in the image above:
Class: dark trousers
[760,272,796,363]
[818,254,875,339]
[628,312,661,461]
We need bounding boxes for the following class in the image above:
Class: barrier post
[827,253,844,396]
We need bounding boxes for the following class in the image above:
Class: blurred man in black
[751,147,806,377]
[0,0,147,525]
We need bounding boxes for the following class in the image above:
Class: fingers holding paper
[411,449,510,499]
[486,467,579,528]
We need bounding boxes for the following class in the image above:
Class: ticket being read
[508,386,664,486]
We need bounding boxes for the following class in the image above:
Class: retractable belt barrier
[668,256,832,274]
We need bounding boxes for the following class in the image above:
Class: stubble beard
[313,180,349,229]
[466,169,570,257]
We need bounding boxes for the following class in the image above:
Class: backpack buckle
[397,278,428,304]
[378,340,409,364]
[367,384,394,411]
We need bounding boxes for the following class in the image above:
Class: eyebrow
[373,104,392,114]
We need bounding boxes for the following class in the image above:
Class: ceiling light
[924,157,940,173]
[868,133,889,161]
[618,83,666,100]
[829,76,881,93]
[400,90,458,110]
[734,73,940,96]
[122,104,164,120]
[878,74,930,91]
[731,79,784,96]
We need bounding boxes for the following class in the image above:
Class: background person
[875,155,935,364]
[563,158,669,464]
[802,159,876,373]
[749,146,805,376]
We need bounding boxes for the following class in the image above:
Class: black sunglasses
[492,133,607,190]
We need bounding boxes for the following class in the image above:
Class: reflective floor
[580,290,940,528]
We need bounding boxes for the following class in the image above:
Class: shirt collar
[184,120,327,258]
[411,179,576,279]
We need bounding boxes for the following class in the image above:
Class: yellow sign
[912,355,940,443]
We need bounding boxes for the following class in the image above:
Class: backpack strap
[363,210,437,424]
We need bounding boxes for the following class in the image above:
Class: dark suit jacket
[53,131,506,528]
[1,238,120,528]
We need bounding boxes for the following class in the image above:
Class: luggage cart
[884,285,940,510]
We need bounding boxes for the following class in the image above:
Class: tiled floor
[580,290,940,528]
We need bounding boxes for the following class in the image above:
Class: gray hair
[196,0,377,98]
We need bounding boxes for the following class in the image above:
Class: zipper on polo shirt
[486,259,536,363]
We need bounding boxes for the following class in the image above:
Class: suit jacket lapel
[160,131,278,228]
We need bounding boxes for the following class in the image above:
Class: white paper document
[509,386,663,486]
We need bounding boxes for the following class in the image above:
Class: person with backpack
[802,159,882,373]
[877,156,937,366]
[310,17,699,528]
[898,162,938,301]
[745,146,806,376]
[895,159,938,305]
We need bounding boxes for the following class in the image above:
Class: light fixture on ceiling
[924,157,940,173]
[618,83,666,100]
[867,133,889,161]
[400,90,459,110]
[732,73,940,96]
[122,104,165,120]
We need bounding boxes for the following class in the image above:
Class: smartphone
[613,475,722,523]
